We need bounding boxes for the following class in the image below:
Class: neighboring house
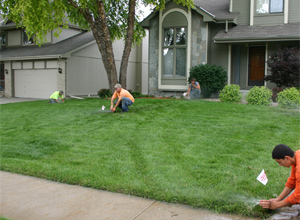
[141,0,300,97]
[0,18,148,99]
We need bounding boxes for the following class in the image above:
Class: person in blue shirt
[187,78,201,99]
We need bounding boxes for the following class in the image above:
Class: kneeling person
[259,144,299,209]
[110,84,134,113]
[49,90,64,103]
[187,78,201,99]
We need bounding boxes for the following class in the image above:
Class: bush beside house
[219,85,243,103]
[246,86,272,106]
[189,64,227,98]
[277,87,300,109]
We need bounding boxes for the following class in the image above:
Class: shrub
[265,46,300,88]
[271,87,283,102]
[246,86,272,106]
[189,64,227,98]
[97,88,112,98]
[277,87,300,109]
[219,84,242,103]
[130,91,148,98]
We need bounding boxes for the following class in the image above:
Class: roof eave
[214,36,300,44]
[0,54,62,61]
[140,10,158,29]
[62,40,96,58]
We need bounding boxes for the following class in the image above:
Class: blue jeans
[49,99,58,103]
[190,89,201,99]
[115,97,133,112]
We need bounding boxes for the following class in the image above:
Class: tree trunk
[119,0,136,89]
[91,22,118,92]
[71,0,118,92]
[95,0,118,92]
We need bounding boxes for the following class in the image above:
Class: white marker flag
[257,169,268,185]
[102,105,105,111]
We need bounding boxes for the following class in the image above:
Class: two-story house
[141,0,300,97]
[0,18,149,99]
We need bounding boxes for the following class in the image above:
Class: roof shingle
[214,22,300,43]
[0,31,95,60]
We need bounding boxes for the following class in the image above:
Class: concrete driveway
[0,97,45,104]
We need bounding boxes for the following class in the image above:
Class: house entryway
[248,46,265,86]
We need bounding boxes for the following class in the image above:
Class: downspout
[225,20,228,33]
[228,44,232,85]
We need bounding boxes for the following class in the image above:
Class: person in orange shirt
[110,84,135,113]
[259,144,300,209]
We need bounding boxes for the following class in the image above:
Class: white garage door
[15,69,57,99]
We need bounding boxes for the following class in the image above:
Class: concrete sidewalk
[0,171,259,220]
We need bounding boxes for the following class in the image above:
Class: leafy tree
[0,0,194,91]
[265,46,300,88]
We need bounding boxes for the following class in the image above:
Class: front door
[248,46,265,86]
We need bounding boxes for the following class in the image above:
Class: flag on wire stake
[102,105,105,111]
[257,169,268,185]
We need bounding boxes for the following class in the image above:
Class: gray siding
[161,78,187,85]
[289,0,300,23]
[232,0,250,25]
[162,11,187,27]
[67,39,146,96]
[209,24,228,70]
[254,14,284,25]
[163,1,188,16]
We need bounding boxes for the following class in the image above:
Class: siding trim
[284,0,289,23]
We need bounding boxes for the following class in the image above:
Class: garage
[14,69,57,99]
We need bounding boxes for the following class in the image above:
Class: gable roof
[0,31,95,61]
[214,22,300,43]
[140,0,238,28]
[193,0,238,20]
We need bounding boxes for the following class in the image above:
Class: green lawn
[1,98,299,218]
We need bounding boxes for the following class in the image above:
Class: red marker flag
[257,169,268,185]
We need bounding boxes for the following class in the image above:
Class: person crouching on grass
[187,78,201,99]
[110,84,134,113]
[49,90,64,103]
[259,144,299,210]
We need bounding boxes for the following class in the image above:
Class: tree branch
[66,0,93,24]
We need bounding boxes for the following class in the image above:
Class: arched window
[162,11,187,78]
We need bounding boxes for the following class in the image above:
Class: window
[256,0,284,14]
[0,33,6,45]
[23,30,35,45]
[162,27,186,77]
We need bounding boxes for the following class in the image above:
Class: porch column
[284,0,289,24]
[250,0,254,26]
[227,44,232,85]
[264,43,268,87]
